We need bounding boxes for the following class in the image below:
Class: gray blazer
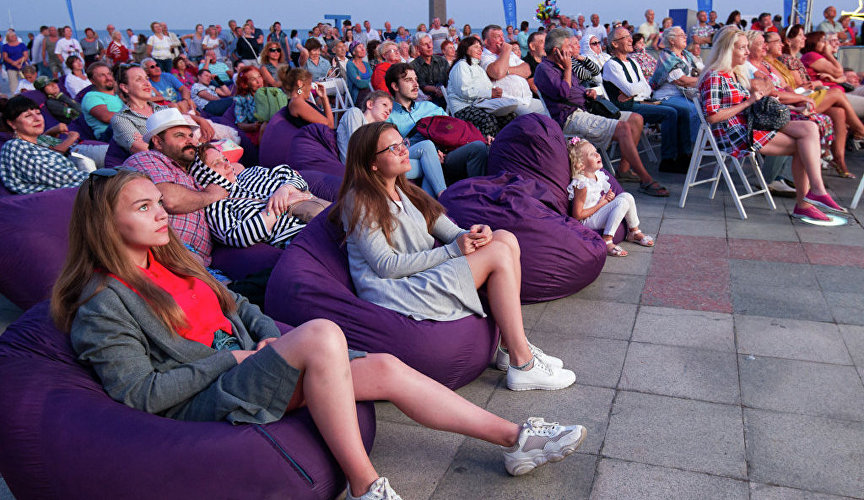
[70,275,281,422]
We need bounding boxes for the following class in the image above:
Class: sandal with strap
[829,161,857,179]
[639,181,670,197]
[626,230,655,247]
[605,241,628,257]
[615,169,641,183]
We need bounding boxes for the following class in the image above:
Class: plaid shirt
[124,150,213,265]
[700,70,776,158]
[0,138,87,194]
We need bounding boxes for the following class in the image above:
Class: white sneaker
[495,343,564,372]
[503,417,587,476]
[346,477,401,500]
[507,357,576,391]
[768,179,796,193]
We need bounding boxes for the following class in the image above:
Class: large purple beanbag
[287,124,345,178]
[264,210,499,390]
[0,302,376,500]
[441,173,606,303]
[299,169,343,202]
[259,107,301,167]
[104,138,130,168]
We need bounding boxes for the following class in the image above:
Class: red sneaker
[804,191,848,214]
[792,204,830,221]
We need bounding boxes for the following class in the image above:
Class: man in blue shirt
[81,61,124,141]
[384,63,489,183]
[143,57,195,112]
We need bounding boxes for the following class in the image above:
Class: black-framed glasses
[87,168,120,200]
[613,35,632,41]
[375,138,410,156]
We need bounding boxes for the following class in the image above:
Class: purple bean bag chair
[287,124,345,178]
[104,138,130,168]
[298,169,343,202]
[22,90,62,131]
[0,302,376,500]
[259,107,301,167]
[264,210,499,390]
[75,84,94,103]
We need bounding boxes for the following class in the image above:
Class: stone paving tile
[519,302,547,332]
[590,459,749,500]
[632,306,735,351]
[602,392,747,479]
[824,292,864,326]
[532,298,637,340]
[839,324,864,369]
[813,265,864,294]
[739,356,864,422]
[483,384,615,456]
[744,408,864,498]
[803,243,864,268]
[430,441,596,500]
[632,201,667,219]
[731,284,832,322]
[620,343,740,404]
[727,238,807,263]
[726,219,801,242]
[601,250,653,275]
[660,218,727,238]
[663,200,728,220]
[642,275,732,313]
[648,252,729,280]
[368,421,466,500]
[796,223,864,247]
[652,234,729,258]
[535,333,628,388]
[729,259,819,289]
[735,315,852,365]
[575,272,645,304]
[749,483,858,500]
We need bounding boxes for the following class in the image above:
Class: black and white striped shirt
[192,163,309,248]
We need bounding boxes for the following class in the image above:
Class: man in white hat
[124,108,227,266]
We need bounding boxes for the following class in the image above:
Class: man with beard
[81,62,124,141]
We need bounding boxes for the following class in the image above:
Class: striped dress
[192,162,310,248]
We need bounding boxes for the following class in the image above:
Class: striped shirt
[0,138,87,194]
[110,102,169,152]
[189,163,309,248]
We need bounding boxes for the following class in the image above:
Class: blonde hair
[566,139,596,178]
[700,26,750,89]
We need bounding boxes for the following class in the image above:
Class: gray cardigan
[70,275,281,422]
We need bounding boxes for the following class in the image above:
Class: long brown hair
[51,169,236,333]
[802,31,825,55]
[329,122,444,245]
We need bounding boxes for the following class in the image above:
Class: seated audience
[579,33,610,89]
[259,41,285,88]
[233,67,266,143]
[411,34,450,108]
[303,38,330,81]
[64,56,91,98]
[630,34,657,80]
[329,40,349,78]
[143,57,194,113]
[521,31,546,95]
[171,56,197,88]
[281,67,334,129]
[14,65,38,94]
[371,41,403,91]
[199,49,232,85]
[480,25,544,114]
[535,28,668,196]
[81,61,123,141]
[190,69,233,116]
[35,75,81,124]
[346,41,373,103]
[441,40,457,65]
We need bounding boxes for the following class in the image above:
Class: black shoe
[659,157,687,173]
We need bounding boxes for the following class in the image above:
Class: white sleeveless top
[566,170,611,210]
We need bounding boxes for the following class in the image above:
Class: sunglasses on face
[268,47,282,52]
[590,41,601,46]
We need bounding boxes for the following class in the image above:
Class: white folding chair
[851,175,864,209]
[679,96,775,219]
[321,77,354,124]
[439,85,454,116]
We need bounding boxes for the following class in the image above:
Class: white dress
[567,170,611,209]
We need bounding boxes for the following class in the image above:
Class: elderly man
[604,28,687,172]
[638,10,659,47]
[382,21,397,41]
[428,17,449,55]
[818,6,849,43]
[143,57,194,112]
[583,14,607,45]
[689,11,715,48]
[81,62,124,141]
[535,28,668,196]
[480,24,544,115]
[411,33,450,108]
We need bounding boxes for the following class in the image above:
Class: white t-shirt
[479,47,532,105]
[583,25,607,44]
[202,35,222,55]
[428,27,449,54]
[147,34,173,60]
[55,38,83,62]
[638,22,658,39]
[64,73,91,98]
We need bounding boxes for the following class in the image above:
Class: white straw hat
[143,108,199,142]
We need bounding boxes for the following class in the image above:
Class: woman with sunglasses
[52,167,587,500]
[331,122,577,392]
[259,42,286,88]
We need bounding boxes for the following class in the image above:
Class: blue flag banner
[503,0,517,29]
[784,0,794,25]
[697,0,712,14]
[66,0,79,39]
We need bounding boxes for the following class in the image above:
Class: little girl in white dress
[566,137,654,257]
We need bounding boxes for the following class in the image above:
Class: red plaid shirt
[124,151,213,265]
[700,70,776,158]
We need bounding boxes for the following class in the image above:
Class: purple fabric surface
[258,107,300,167]
[0,302,376,500]
[287,124,345,178]
[210,243,283,280]
[57,75,73,98]
[22,90,62,131]
[69,114,97,140]
[104,138,130,168]
[298,169,343,202]
[264,210,499,390]
[441,172,607,303]
[75,85,94,103]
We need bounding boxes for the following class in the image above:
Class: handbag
[839,82,855,92]
[746,96,790,147]
[413,116,486,152]
[585,97,621,119]
[253,87,289,122]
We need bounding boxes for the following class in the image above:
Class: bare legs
[814,89,864,136]
[759,120,829,206]
[463,230,532,367]
[825,107,853,175]
[614,113,657,186]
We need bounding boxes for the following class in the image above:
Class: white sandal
[626,230,654,247]
[606,241,628,257]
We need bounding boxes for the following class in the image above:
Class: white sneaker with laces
[346,477,402,500]
[495,343,564,372]
[506,357,576,391]
[503,417,587,476]
[768,179,796,193]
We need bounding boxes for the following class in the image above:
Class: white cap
[143,108,199,142]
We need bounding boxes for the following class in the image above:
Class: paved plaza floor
[1,157,862,498]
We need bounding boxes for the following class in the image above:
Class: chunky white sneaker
[346,477,402,500]
[495,343,564,372]
[506,357,576,391]
[503,417,587,476]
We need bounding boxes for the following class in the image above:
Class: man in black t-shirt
[521,31,546,95]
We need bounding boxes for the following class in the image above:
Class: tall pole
[429,0,447,24]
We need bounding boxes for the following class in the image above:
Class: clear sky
[2,0,848,33]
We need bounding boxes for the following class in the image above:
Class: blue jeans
[407,140,449,197]
[632,102,679,160]
[442,141,489,184]
[660,95,700,152]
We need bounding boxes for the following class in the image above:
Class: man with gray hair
[637,10,659,47]
[428,17,449,54]
[411,32,449,108]
[480,24,545,115]
[534,28,669,196]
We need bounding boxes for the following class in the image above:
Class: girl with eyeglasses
[52,167,586,500]
[330,122,577,393]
